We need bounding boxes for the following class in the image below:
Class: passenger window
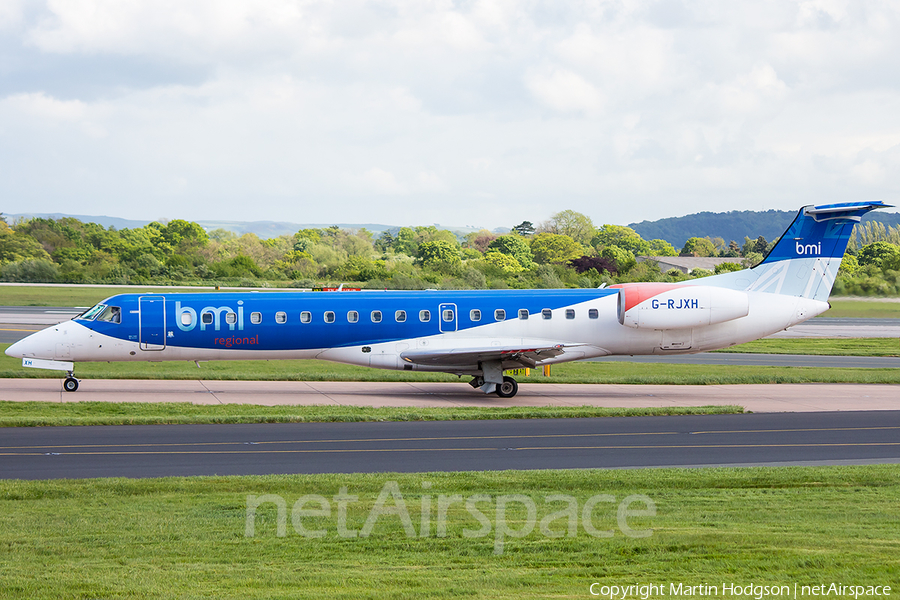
[419,310,431,322]
[325,311,335,323]
[202,312,214,325]
[470,309,481,322]
[275,311,287,324]
[181,312,193,326]
[588,308,598,319]
[395,310,407,323]
[518,309,529,320]
[348,311,359,323]
[250,312,262,324]
[226,312,237,325]
[300,311,312,323]
[494,309,505,321]
[541,309,552,320]
[565,309,575,320]
[442,309,454,322]
[371,310,382,323]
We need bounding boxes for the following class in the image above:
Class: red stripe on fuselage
[610,283,686,313]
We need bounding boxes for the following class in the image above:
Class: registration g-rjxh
[7,202,891,396]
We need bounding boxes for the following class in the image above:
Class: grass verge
[0,402,744,427]
[1,466,898,599]
[0,284,213,307]
[716,337,900,356]
[827,299,900,318]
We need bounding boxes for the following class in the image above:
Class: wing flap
[400,344,569,369]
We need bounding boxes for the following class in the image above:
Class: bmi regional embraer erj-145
[6,201,892,396]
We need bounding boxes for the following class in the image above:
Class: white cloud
[3,92,86,120]
[525,67,605,115]
[2,0,900,226]
[363,168,406,195]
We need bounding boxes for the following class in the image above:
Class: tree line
[2,211,899,295]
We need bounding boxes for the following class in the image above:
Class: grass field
[0,401,743,427]
[1,466,897,599]
[826,299,900,318]
[0,284,215,307]
[716,337,900,356]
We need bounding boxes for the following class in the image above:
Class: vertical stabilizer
[748,201,893,300]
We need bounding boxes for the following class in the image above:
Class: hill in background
[629,208,900,248]
[5,214,492,239]
[8,207,899,247]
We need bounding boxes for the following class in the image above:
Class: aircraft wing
[400,343,570,369]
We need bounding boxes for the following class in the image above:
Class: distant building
[636,256,744,274]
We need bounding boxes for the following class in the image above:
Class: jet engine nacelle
[617,284,750,329]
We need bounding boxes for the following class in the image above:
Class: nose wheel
[64,373,79,392]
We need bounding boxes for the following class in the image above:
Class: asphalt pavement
[2,410,898,479]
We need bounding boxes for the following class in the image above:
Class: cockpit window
[78,304,107,321]
[96,306,121,324]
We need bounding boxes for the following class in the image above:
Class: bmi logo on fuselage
[175,301,245,332]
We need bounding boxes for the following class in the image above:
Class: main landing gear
[64,371,79,392]
[496,376,518,398]
[469,375,519,398]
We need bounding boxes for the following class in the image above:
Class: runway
[2,411,899,479]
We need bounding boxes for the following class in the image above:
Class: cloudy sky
[2,0,899,229]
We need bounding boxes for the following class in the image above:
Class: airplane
[5,201,892,397]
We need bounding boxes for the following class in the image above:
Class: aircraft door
[139,296,166,351]
[439,303,457,333]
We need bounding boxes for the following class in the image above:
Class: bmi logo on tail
[795,241,821,255]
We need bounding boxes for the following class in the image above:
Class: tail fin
[747,201,893,300]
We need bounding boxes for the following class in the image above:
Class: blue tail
[747,201,893,300]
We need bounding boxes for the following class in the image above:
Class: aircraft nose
[4,340,23,358]
[4,327,59,360]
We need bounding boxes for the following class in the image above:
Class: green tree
[714,262,743,274]
[160,219,209,254]
[857,242,900,268]
[417,240,461,272]
[591,224,650,256]
[838,254,859,276]
[482,251,525,274]
[681,237,717,257]
[543,210,595,245]
[511,221,535,236]
[530,233,584,264]
[647,239,677,256]
[463,230,496,253]
[0,227,52,264]
[600,246,636,273]
[742,236,769,257]
[1,259,59,282]
[486,235,534,269]
[393,227,418,255]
